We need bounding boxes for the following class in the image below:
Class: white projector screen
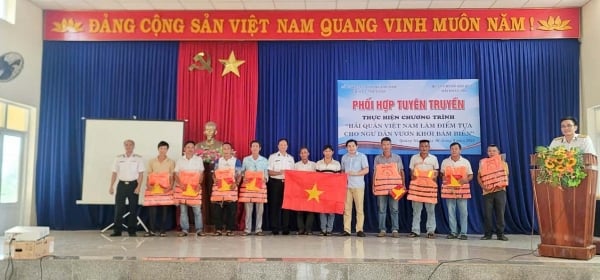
[78,119,184,205]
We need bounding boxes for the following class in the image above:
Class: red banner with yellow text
[44,9,579,41]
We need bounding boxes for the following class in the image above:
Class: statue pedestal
[202,162,215,233]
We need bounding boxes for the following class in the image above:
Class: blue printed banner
[337,80,480,155]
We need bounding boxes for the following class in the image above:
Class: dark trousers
[297,212,315,233]
[114,181,139,234]
[212,202,237,231]
[148,205,169,233]
[268,178,290,233]
[483,190,507,236]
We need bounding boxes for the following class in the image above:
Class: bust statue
[196,121,223,152]
[196,121,224,231]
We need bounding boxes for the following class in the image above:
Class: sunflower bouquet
[535,146,586,188]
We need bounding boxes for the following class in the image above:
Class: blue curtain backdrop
[38,39,580,233]
[37,41,179,229]
[256,40,580,234]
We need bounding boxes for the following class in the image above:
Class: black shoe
[447,234,457,239]
[342,231,351,236]
[357,231,366,237]
[480,235,492,240]
[128,232,137,237]
[497,235,508,241]
[459,234,468,240]
[272,231,280,235]
[297,231,305,235]
[408,232,419,238]
[144,231,156,237]
[282,231,290,235]
[319,231,326,236]
[109,232,122,237]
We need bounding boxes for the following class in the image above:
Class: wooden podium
[530,153,598,260]
[596,200,600,255]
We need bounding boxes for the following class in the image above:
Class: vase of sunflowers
[530,147,598,260]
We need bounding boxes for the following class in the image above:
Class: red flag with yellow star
[282,170,347,214]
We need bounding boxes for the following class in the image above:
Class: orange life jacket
[479,155,508,194]
[143,172,174,206]
[211,168,238,202]
[407,168,438,204]
[238,170,267,203]
[173,171,202,206]
[373,162,404,196]
[441,166,471,199]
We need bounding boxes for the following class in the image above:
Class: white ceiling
[28,0,591,11]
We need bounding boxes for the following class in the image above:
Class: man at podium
[548,116,599,241]
[549,116,596,155]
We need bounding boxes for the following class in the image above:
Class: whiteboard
[78,119,184,205]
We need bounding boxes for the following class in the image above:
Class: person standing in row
[341,139,369,237]
[211,142,241,236]
[373,137,404,238]
[268,138,295,235]
[478,144,509,241]
[440,142,473,240]
[407,139,439,239]
[316,144,342,236]
[295,147,317,235]
[240,140,269,236]
[174,141,204,237]
[144,141,175,237]
[109,139,145,237]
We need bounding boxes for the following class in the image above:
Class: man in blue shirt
[341,139,369,237]
[240,140,269,236]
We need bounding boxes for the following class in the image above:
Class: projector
[4,226,50,241]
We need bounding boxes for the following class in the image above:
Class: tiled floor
[2,231,599,263]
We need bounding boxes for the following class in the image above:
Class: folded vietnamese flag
[282,170,347,214]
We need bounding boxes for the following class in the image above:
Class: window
[0,0,16,24]
[0,100,28,203]
[1,134,21,203]
[6,104,28,131]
